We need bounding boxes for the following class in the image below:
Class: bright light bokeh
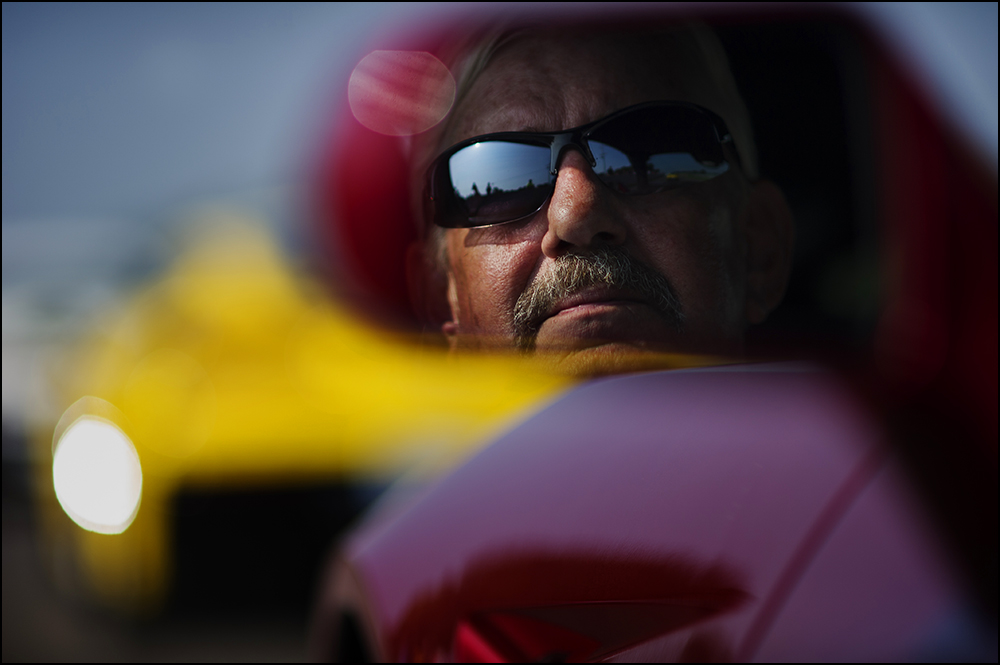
[348,50,456,136]
[53,416,142,534]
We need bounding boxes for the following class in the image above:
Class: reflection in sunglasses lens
[440,106,732,226]
[449,142,552,225]
[589,108,730,194]
[645,152,728,189]
[591,141,638,194]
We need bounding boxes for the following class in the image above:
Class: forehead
[446,31,716,145]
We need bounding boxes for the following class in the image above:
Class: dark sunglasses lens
[446,142,552,227]
[591,141,640,193]
[590,106,729,194]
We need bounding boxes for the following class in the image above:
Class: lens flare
[52,416,143,534]
[348,50,456,136]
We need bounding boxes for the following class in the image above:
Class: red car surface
[309,5,997,662]
[315,365,990,662]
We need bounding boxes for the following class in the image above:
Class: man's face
[436,32,765,372]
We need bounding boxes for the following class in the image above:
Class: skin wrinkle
[447,33,745,357]
[418,26,792,374]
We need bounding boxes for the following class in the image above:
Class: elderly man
[409,25,794,375]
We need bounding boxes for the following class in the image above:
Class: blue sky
[2,3,995,225]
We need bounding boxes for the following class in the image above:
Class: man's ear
[743,180,795,325]
[405,241,452,331]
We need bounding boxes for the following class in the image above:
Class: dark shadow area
[334,611,373,663]
[169,482,383,617]
[2,474,381,662]
[717,19,879,354]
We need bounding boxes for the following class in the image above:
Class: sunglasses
[425,101,740,229]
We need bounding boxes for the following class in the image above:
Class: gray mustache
[512,246,684,351]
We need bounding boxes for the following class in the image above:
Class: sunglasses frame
[425,100,742,229]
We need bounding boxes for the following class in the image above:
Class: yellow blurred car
[31,211,573,613]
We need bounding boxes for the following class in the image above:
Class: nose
[541,148,627,259]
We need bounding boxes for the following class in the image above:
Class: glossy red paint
[319,366,964,661]
[862,15,998,617]
[315,118,417,325]
[309,6,997,662]
[311,26,458,328]
[394,551,748,661]
[753,459,966,660]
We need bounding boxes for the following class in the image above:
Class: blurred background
[3,4,526,661]
[3,2,996,662]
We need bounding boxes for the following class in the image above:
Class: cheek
[448,226,544,333]
[629,189,741,325]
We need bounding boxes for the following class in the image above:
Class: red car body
[309,5,997,662]
[316,366,987,662]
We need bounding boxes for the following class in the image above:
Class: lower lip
[536,300,664,349]
[552,300,644,317]
[535,299,681,353]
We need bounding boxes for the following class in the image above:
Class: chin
[533,340,728,378]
